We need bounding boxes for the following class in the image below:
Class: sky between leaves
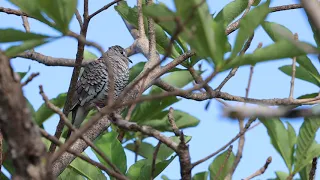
[0,0,320,179]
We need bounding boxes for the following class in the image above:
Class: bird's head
[109,45,132,64]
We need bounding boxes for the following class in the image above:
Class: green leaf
[17,72,28,80]
[0,173,9,180]
[299,163,312,180]
[59,167,85,180]
[161,175,170,180]
[174,0,225,66]
[214,0,248,28]
[209,148,235,180]
[115,2,181,58]
[263,21,319,76]
[141,110,200,131]
[260,117,293,171]
[192,171,208,180]
[69,156,106,180]
[126,156,175,180]
[84,49,98,60]
[231,1,270,58]
[223,40,319,71]
[262,21,293,42]
[94,131,127,174]
[294,117,320,173]
[126,136,192,161]
[5,39,48,57]
[35,93,67,125]
[9,0,52,26]
[125,142,155,159]
[279,65,320,87]
[286,122,296,167]
[0,28,49,42]
[298,93,318,99]
[252,0,262,6]
[275,171,289,180]
[39,0,77,33]
[129,62,145,82]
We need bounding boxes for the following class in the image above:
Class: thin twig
[50,1,91,153]
[0,131,2,171]
[75,9,83,28]
[88,0,122,20]
[191,117,256,168]
[215,34,255,91]
[134,140,140,162]
[21,72,40,86]
[151,141,162,180]
[215,145,233,180]
[226,4,302,35]
[39,86,123,175]
[168,107,180,136]
[39,128,127,180]
[289,33,298,99]
[309,157,318,180]
[243,156,272,180]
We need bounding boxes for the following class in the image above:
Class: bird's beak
[128,59,133,63]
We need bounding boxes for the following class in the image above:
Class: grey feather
[69,45,131,130]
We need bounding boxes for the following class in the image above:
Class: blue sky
[1,0,319,179]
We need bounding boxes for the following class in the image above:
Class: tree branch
[0,52,52,179]
[243,156,272,180]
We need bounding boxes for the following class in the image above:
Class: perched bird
[69,45,132,130]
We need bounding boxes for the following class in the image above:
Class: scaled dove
[70,45,131,129]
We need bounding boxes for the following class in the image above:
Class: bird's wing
[70,60,108,110]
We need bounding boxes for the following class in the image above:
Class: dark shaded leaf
[297,93,318,99]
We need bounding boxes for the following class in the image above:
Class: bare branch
[39,129,127,180]
[0,52,52,179]
[111,114,178,151]
[178,131,192,180]
[39,85,123,176]
[300,1,320,33]
[21,16,31,33]
[15,51,92,67]
[88,0,122,20]
[243,156,272,180]
[75,9,83,28]
[191,117,256,168]
[309,157,317,180]
[168,107,180,136]
[226,4,302,35]
[137,0,146,38]
[215,34,255,91]
[0,7,30,17]
[289,33,298,99]
[151,141,162,180]
[21,72,40,86]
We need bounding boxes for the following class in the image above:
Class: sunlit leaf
[209,148,235,180]
[0,28,49,42]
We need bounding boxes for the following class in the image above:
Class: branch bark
[0,52,52,179]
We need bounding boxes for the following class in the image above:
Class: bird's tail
[66,106,89,139]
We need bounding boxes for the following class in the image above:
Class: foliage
[1,0,320,179]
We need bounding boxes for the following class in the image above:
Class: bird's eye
[122,51,127,56]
